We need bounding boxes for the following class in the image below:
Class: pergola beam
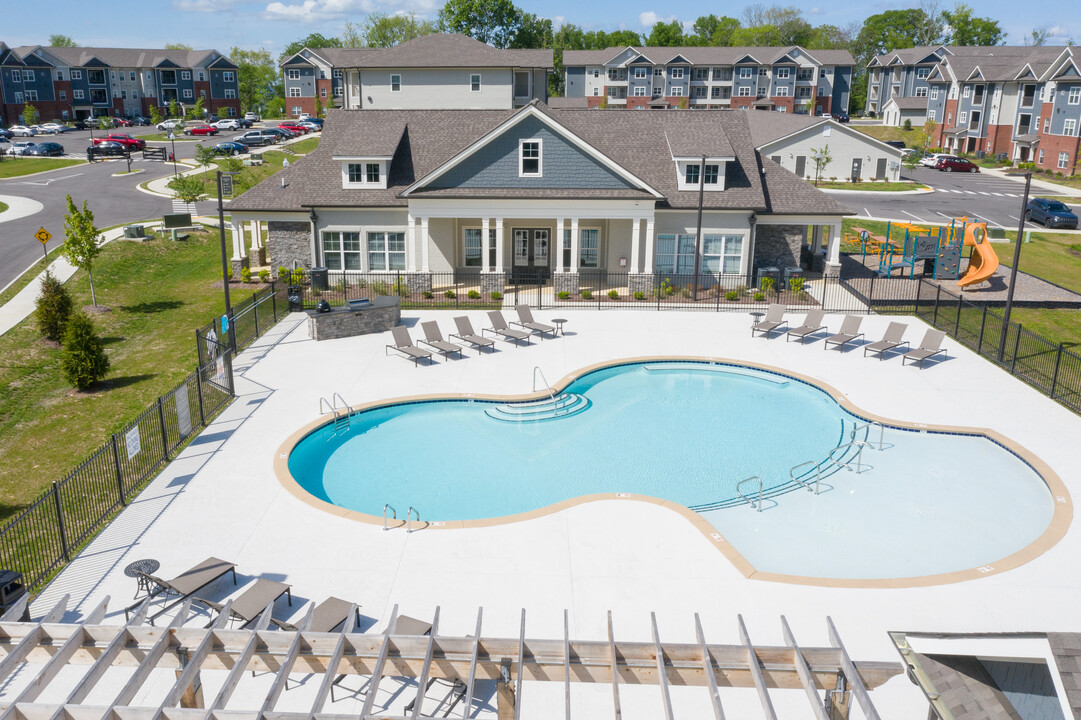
[606,612,622,720]
[738,614,778,720]
[827,617,882,720]
[409,608,440,720]
[694,614,725,720]
[259,604,314,717]
[461,609,482,720]
[650,613,675,720]
[781,616,830,720]
[113,600,193,708]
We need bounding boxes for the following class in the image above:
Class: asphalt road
[836,166,1073,231]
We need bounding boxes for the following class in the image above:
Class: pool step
[485,393,590,423]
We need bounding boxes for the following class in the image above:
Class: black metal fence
[0,285,286,594]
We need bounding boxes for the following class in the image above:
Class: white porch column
[494,218,504,272]
[826,223,842,268]
[406,215,417,271]
[570,217,579,273]
[420,217,430,272]
[555,218,565,272]
[630,217,642,273]
[481,217,491,272]
[811,225,822,254]
[230,221,244,260]
[249,221,261,250]
[643,218,655,273]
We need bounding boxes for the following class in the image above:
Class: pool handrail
[736,476,764,512]
[533,367,555,399]
[850,421,886,451]
[790,461,822,495]
[829,441,874,474]
[319,393,350,438]
[406,506,421,533]
[383,504,397,531]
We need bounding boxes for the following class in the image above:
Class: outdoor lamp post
[999,171,1033,362]
[167,131,178,177]
[217,170,239,352]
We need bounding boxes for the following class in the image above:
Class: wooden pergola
[0,595,901,720]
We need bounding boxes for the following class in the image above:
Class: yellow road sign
[35,228,51,244]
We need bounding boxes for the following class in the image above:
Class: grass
[850,124,932,149]
[0,157,85,179]
[0,201,7,214]
[183,139,321,198]
[814,181,928,191]
[141,133,204,142]
[0,248,65,307]
[0,229,231,521]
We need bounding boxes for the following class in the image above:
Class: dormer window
[703,164,719,184]
[519,139,542,177]
[340,159,389,189]
[676,159,728,190]
[685,164,700,185]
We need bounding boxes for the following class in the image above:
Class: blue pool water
[288,361,1056,580]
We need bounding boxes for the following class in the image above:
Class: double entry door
[512,228,550,281]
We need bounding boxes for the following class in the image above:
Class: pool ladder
[319,393,350,439]
[383,504,422,532]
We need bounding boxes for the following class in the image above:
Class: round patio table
[551,318,568,336]
[124,559,160,599]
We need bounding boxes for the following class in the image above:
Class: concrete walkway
[979,166,1081,197]
[0,193,44,224]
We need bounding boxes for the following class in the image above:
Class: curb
[821,187,933,196]
[0,159,89,181]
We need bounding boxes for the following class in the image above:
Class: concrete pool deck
[28,308,1081,718]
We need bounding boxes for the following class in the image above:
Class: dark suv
[935,156,980,173]
[1026,198,1078,229]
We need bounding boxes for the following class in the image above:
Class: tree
[645,20,683,47]
[314,95,324,119]
[194,144,217,170]
[165,42,193,50]
[278,33,342,63]
[61,196,103,307]
[230,47,277,115]
[363,13,437,47]
[168,99,181,118]
[941,3,1006,46]
[35,269,73,342]
[856,9,937,60]
[692,15,741,46]
[48,34,78,47]
[185,96,205,120]
[22,103,38,126]
[1027,27,1051,46]
[341,21,363,48]
[511,13,553,49]
[438,0,523,49]
[60,312,110,390]
[810,144,832,186]
[923,119,939,149]
[168,175,208,205]
[602,30,643,46]
[149,105,163,126]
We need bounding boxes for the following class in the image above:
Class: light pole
[217,170,239,352]
[167,131,178,177]
[999,171,1032,362]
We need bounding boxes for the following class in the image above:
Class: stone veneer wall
[754,225,805,270]
[267,221,311,273]
[307,303,401,341]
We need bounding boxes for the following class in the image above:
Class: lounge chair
[752,304,787,337]
[824,315,865,351]
[485,311,531,346]
[450,316,495,353]
[902,329,948,368]
[418,321,463,359]
[863,322,910,359]
[199,577,292,629]
[128,556,238,623]
[512,305,556,338]
[274,596,360,633]
[386,326,432,366]
[786,309,827,343]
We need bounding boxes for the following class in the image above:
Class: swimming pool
[283,360,1065,584]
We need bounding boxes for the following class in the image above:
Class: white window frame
[59,90,66,100]
[56,70,64,81]
[519,138,542,177]
[463,227,497,268]
[291,105,302,115]
[320,87,327,97]
[71,69,82,80]
[321,230,363,271]
[633,86,647,97]
[333,69,343,78]
[776,67,790,79]
[366,230,407,272]
[1070,87,1081,105]
[181,70,191,81]
[959,111,967,124]
[962,85,970,98]
[13,91,22,103]
[25,90,38,101]
[1058,152,1069,169]
[671,86,684,97]
[915,87,928,97]
[776,86,790,97]
[633,67,647,79]
[653,68,662,77]
[222,71,235,83]
[739,67,753,79]
[287,69,300,80]
[1044,118,1050,132]
[22,69,34,81]
[738,86,751,97]
[931,87,939,100]
[288,87,301,97]
[470,73,481,92]
[703,234,744,274]
[1038,149,1045,163]
[333,85,343,97]
[225,88,236,99]
[917,67,930,79]
[1065,119,1077,137]
[342,160,387,189]
[73,89,84,100]
[669,67,684,79]
[183,89,193,99]
[593,88,599,96]
[390,74,401,92]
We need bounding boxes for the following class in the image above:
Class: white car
[38,123,68,134]
[156,119,185,131]
[212,119,240,130]
[244,112,259,121]
[919,152,953,168]
[9,141,37,155]
[8,125,36,137]
[297,121,320,131]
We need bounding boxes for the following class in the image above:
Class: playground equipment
[957,222,999,288]
[857,219,966,279]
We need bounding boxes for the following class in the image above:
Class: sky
[3,0,1079,54]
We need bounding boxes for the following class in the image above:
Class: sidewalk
[979,166,1081,197]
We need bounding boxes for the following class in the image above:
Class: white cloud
[262,0,443,22]
[807,6,823,15]
[174,0,240,11]
[639,11,678,28]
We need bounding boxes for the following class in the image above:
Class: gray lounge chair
[512,305,556,338]
[129,556,238,623]
[386,326,432,366]
[752,304,787,337]
[864,322,910,359]
[450,316,495,353]
[274,596,360,633]
[199,577,292,629]
[485,311,530,346]
[418,321,463,359]
[902,329,948,368]
[824,315,865,351]
[786,309,827,343]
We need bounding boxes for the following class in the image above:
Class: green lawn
[815,181,928,191]
[0,229,231,521]
[0,248,64,308]
[183,138,320,198]
[0,157,85,179]
[0,201,8,214]
[142,133,203,142]
[850,124,932,149]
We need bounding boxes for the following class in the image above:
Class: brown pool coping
[272,355,1072,589]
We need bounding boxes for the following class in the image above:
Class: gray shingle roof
[871,45,1071,82]
[14,45,227,69]
[563,45,853,67]
[231,103,849,216]
[744,112,823,147]
[300,34,552,69]
[885,96,930,110]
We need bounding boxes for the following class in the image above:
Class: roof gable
[604,46,645,66]
[155,58,180,68]
[664,53,692,65]
[207,56,237,69]
[734,54,760,65]
[82,56,111,68]
[915,53,943,65]
[281,52,317,68]
[1054,62,1080,79]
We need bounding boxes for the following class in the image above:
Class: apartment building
[280,34,552,117]
[867,45,1080,175]
[561,46,854,115]
[0,42,240,125]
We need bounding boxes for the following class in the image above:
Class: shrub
[607,289,619,299]
[679,287,692,298]
[581,289,593,300]
[754,292,765,301]
[422,290,434,299]
[788,277,804,293]
[258,269,270,283]
[633,291,645,300]
[277,265,290,281]
[35,269,73,342]
[467,289,481,300]
[558,290,570,300]
[725,290,739,301]
[290,268,306,285]
[903,119,912,131]
[60,312,110,389]
[444,289,456,299]
[239,266,252,283]
[660,278,675,296]
[490,291,503,301]
[760,277,776,293]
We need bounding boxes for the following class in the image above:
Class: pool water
[287,361,1055,580]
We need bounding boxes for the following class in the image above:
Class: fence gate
[196,326,234,396]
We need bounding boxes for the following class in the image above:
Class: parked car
[8,125,36,137]
[126,115,151,126]
[884,140,907,150]
[233,130,275,147]
[297,121,321,132]
[236,117,254,128]
[831,112,850,123]
[0,128,12,139]
[211,141,247,156]
[263,127,293,141]
[92,134,146,150]
[212,119,240,131]
[88,141,126,157]
[935,156,979,173]
[919,152,954,168]
[278,122,308,135]
[25,142,65,156]
[244,112,260,121]
[183,125,218,136]
[1026,198,1078,229]
[8,141,37,155]
[0,137,10,152]
[37,123,68,134]
[156,119,185,131]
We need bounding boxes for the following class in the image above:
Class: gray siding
[424,115,635,190]
[832,67,850,113]
[1050,80,1081,134]
[285,66,316,99]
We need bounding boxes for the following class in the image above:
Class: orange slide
[957,223,1000,288]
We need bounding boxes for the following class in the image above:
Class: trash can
[0,570,28,621]
[288,285,304,312]
[310,267,329,292]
